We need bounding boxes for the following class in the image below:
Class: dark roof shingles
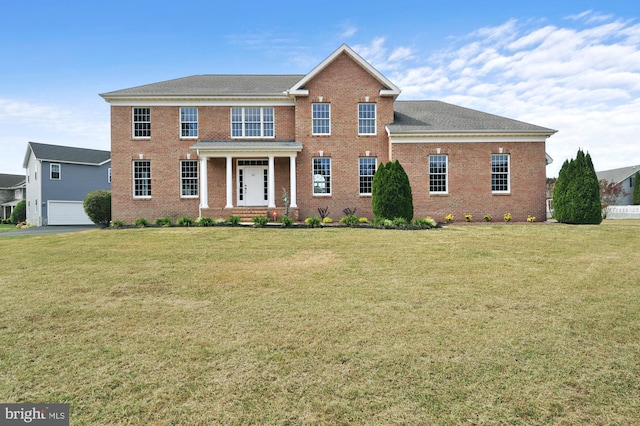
[29,142,111,165]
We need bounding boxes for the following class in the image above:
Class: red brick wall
[293,52,395,221]
[392,141,548,222]
[110,105,296,223]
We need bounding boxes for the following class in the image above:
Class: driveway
[0,225,100,237]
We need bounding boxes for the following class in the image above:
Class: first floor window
[491,154,510,192]
[108,168,112,183]
[359,157,376,195]
[312,103,330,135]
[231,107,274,138]
[50,163,61,180]
[180,107,198,138]
[313,157,331,195]
[429,155,448,193]
[358,103,376,135]
[180,160,198,197]
[133,107,151,138]
[133,160,151,197]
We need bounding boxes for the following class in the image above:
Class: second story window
[180,107,198,138]
[231,107,274,138]
[50,163,61,180]
[358,103,376,135]
[133,107,151,138]
[312,103,330,135]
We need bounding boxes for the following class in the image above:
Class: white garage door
[47,200,93,225]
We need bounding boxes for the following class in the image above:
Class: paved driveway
[0,225,100,237]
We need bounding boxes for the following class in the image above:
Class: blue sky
[1,0,639,177]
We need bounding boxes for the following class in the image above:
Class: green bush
[134,218,150,227]
[414,217,437,229]
[372,160,413,222]
[553,149,602,224]
[339,214,360,227]
[304,216,322,228]
[227,215,241,225]
[176,216,194,227]
[9,199,26,224]
[280,216,295,227]
[110,220,126,228]
[83,190,111,227]
[252,216,268,227]
[633,171,640,205]
[155,217,172,227]
[197,217,215,227]
[392,217,409,229]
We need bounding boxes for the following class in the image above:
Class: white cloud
[0,97,109,175]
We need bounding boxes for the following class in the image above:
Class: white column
[199,156,208,208]
[289,155,297,208]
[225,156,233,208]
[268,155,276,208]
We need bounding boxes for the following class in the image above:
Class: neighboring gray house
[23,142,111,226]
[596,164,640,205]
[0,173,26,220]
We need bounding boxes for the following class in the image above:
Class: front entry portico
[191,140,303,214]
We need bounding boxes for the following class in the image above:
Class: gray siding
[40,161,111,221]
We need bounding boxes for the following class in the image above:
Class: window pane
[359,157,376,194]
[491,154,509,192]
[180,160,198,197]
[358,104,376,134]
[313,158,331,194]
[312,103,330,134]
[429,155,447,193]
[133,108,151,137]
[133,161,151,197]
[180,107,198,138]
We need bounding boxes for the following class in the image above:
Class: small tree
[553,149,601,224]
[633,171,640,205]
[10,199,26,224]
[372,160,413,222]
[600,179,628,217]
[84,190,111,227]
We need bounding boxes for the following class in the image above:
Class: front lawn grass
[1,222,639,424]
[0,223,16,232]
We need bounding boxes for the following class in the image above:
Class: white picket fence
[606,205,640,219]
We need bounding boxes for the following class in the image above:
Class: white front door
[238,164,268,206]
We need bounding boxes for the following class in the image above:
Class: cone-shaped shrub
[553,149,601,224]
[633,171,640,205]
[372,160,414,222]
[84,190,112,227]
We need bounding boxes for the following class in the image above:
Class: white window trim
[491,154,511,194]
[50,163,61,180]
[429,155,448,194]
[132,107,151,139]
[180,160,199,198]
[358,157,377,196]
[180,107,198,139]
[230,107,275,139]
[312,103,331,136]
[132,160,152,199]
[312,157,332,196]
[358,103,377,136]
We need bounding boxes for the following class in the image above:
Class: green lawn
[1,222,639,425]
[0,223,16,232]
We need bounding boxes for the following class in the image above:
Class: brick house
[100,44,556,223]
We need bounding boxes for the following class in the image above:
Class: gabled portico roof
[287,44,401,97]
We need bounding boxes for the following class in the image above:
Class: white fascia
[101,95,295,107]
